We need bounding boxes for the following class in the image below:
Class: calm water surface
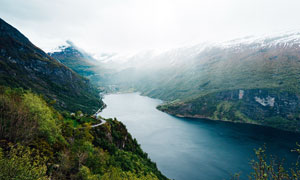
[100,93,300,180]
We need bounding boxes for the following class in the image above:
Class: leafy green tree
[101,167,159,180]
[0,145,48,180]
[23,92,65,144]
[78,166,100,180]
[0,88,38,143]
[233,144,300,180]
[249,146,289,180]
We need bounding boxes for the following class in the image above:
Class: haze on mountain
[1,0,300,55]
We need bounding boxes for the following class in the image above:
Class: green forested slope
[0,87,167,179]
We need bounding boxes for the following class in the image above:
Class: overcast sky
[1,0,300,54]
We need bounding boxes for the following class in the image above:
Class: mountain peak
[49,40,98,63]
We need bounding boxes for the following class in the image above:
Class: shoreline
[100,91,300,134]
[94,101,107,117]
[158,108,300,134]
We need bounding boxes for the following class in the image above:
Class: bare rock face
[0,18,103,114]
[254,96,275,107]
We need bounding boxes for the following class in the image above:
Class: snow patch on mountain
[48,41,71,54]
[50,30,300,68]
[217,31,300,50]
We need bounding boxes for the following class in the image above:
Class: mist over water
[100,93,300,180]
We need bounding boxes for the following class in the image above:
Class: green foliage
[0,87,38,143]
[232,145,300,180]
[213,101,234,121]
[78,166,100,180]
[62,111,97,128]
[101,167,159,180]
[0,87,64,145]
[0,144,48,180]
[22,92,65,144]
[249,146,289,180]
[101,167,125,180]
[0,86,167,180]
[85,148,109,175]
[0,87,65,145]
[159,88,300,132]
[91,119,167,180]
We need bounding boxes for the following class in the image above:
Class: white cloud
[1,0,300,54]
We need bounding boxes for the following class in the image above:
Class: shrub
[23,92,65,144]
[0,144,48,180]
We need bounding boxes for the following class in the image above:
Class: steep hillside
[0,87,167,179]
[104,33,300,132]
[0,18,168,179]
[0,18,103,114]
[49,42,113,90]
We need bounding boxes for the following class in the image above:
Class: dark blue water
[100,93,300,180]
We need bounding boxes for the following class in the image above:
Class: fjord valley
[49,31,300,179]
[0,18,167,180]
[99,93,300,180]
[97,34,300,132]
[2,0,300,179]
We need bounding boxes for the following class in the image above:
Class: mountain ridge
[0,18,103,114]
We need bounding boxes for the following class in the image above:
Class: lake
[100,93,300,180]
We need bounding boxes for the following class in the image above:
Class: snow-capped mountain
[217,31,300,49]
[102,31,300,70]
[48,40,98,63]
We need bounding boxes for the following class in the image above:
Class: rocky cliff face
[0,18,103,114]
[158,89,300,132]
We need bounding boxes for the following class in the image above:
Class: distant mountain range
[47,27,300,132]
[0,18,103,114]
[92,32,300,132]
